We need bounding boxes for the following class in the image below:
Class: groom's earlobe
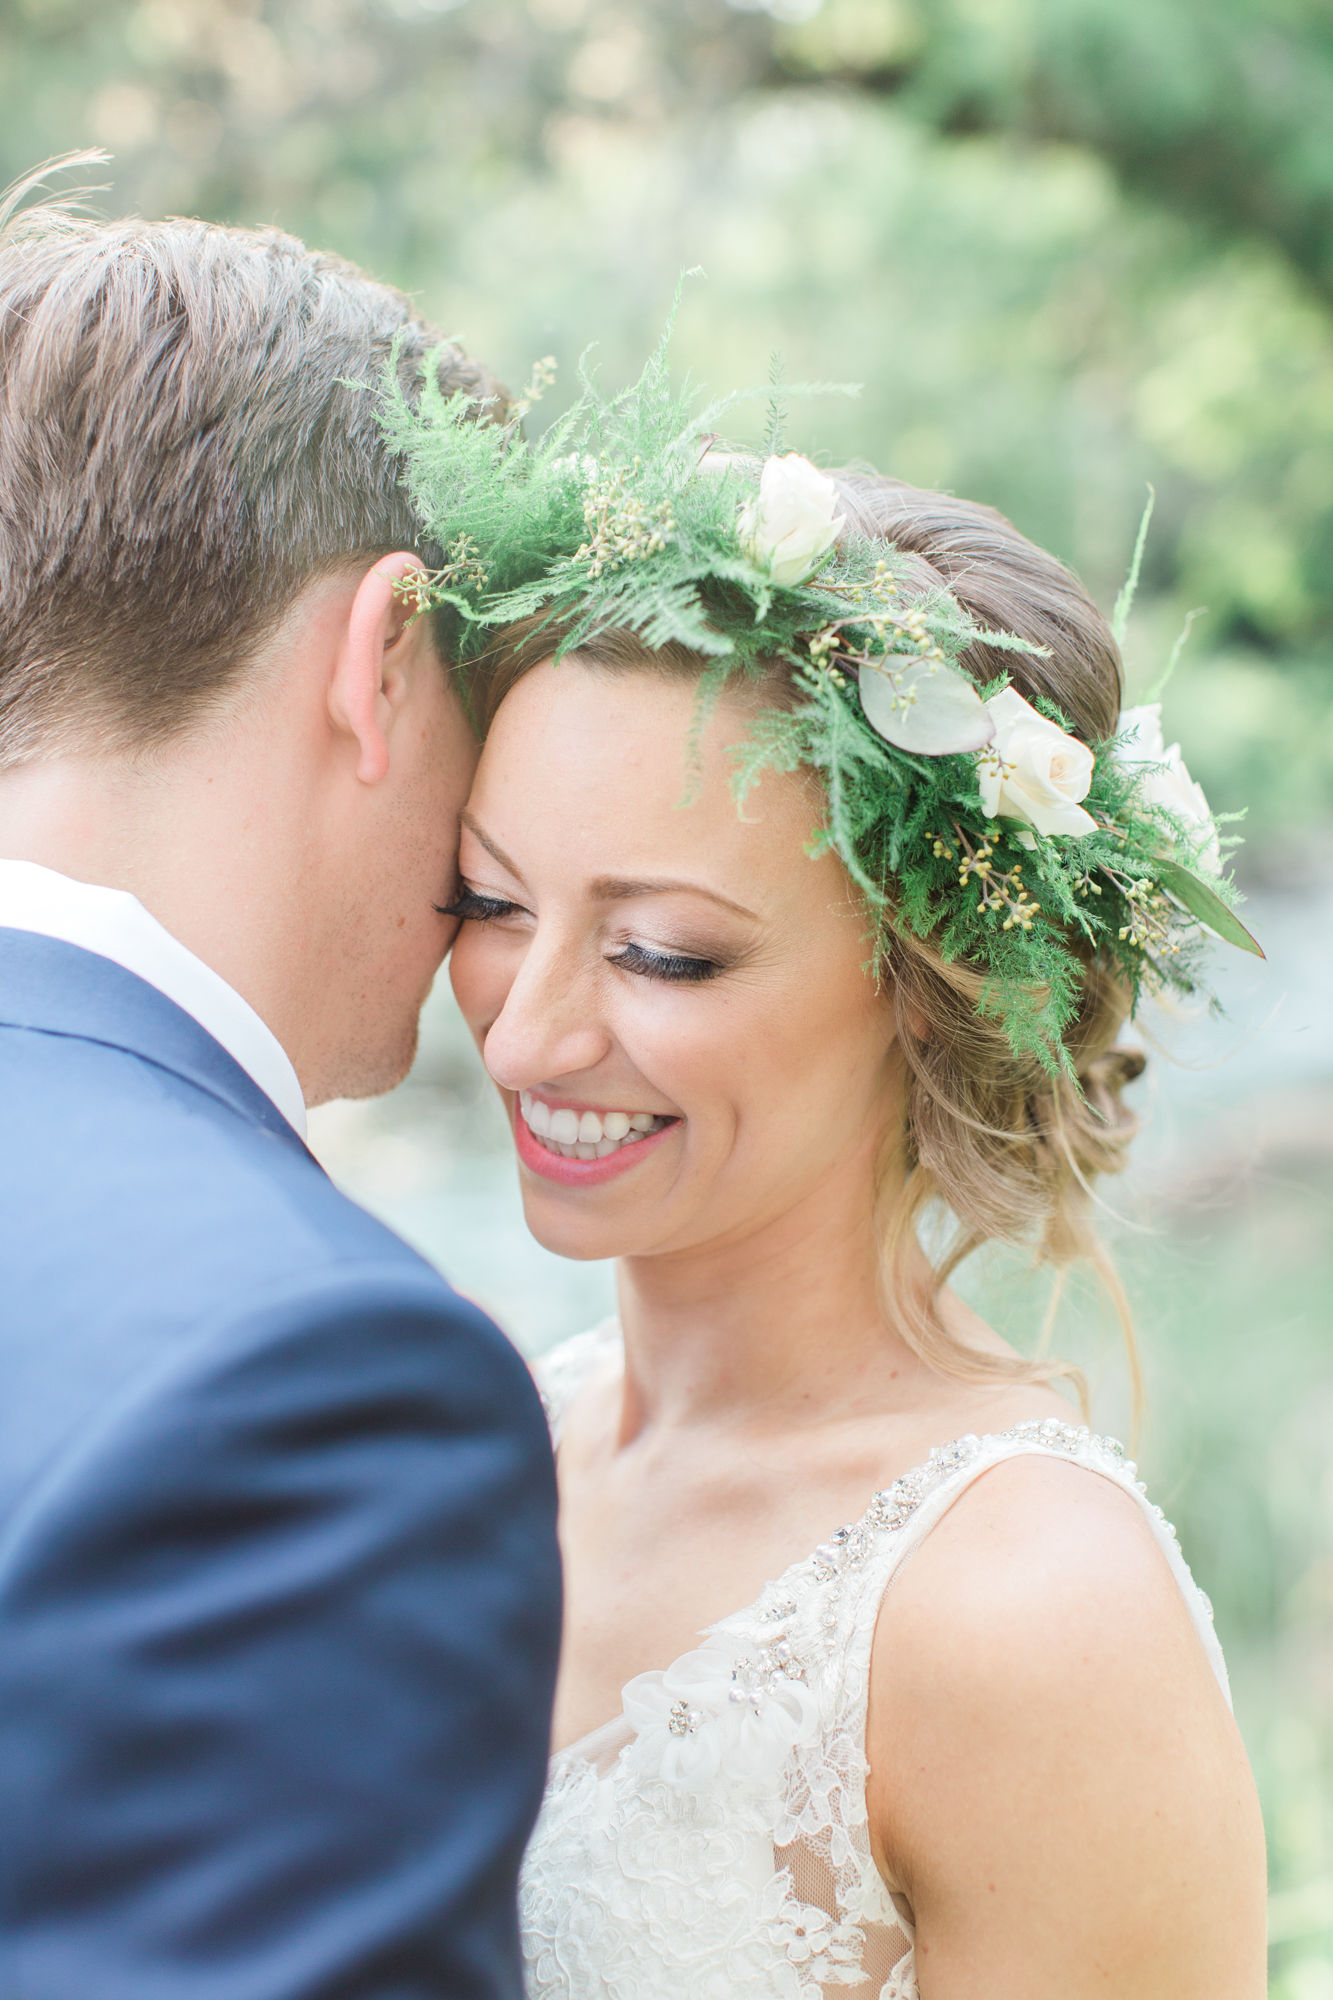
[333,553,427,785]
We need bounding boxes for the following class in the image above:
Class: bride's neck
[614,1152,933,1438]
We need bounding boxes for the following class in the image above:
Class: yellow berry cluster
[575,460,677,578]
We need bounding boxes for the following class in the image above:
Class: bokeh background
[3,0,1330,1984]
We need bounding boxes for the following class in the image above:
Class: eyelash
[608,942,721,984]
[442,889,722,985]
[439,887,516,922]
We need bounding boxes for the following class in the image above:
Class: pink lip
[512,1100,678,1187]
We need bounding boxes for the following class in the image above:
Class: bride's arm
[865,1455,1267,1999]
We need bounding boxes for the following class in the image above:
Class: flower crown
[380,321,1260,1073]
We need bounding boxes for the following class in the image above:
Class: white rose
[738,452,844,586]
[974,686,1097,839]
[1116,703,1220,873]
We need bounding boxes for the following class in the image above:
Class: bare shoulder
[889,1449,1196,1648]
[865,1455,1268,2000]
[869,1455,1220,1801]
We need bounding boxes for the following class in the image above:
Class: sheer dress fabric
[521,1323,1230,2000]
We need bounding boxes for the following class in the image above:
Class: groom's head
[0,180,504,1102]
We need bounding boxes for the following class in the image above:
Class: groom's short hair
[0,185,506,770]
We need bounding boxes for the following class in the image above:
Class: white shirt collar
[0,858,307,1139]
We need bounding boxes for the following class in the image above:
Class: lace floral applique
[769,1896,864,1984]
[524,1328,1224,2000]
[878,1963,921,1999]
[622,1635,819,1793]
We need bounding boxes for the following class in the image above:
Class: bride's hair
[475,473,1144,1407]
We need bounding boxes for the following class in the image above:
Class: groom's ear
[330,552,430,785]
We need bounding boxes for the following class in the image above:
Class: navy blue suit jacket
[0,930,561,2000]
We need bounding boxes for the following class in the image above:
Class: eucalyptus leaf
[1156,859,1264,958]
[858,658,996,755]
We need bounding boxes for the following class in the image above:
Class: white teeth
[520,1095,673,1162]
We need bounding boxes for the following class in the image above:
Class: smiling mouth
[518,1089,675,1161]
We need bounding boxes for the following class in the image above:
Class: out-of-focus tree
[0,0,1331,673]
[8,0,1331,296]
[771,0,1333,307]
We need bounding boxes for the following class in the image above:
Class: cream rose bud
[976,686,1097,838]
[1117,703,1221,873]
[738,452,845,586]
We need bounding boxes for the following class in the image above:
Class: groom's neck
[0,712,336,1093]
[0,566,469,1111]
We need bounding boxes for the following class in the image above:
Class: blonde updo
[473,472,1145,1404]
[835,475,1143,1406]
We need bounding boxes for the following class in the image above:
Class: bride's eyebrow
[460,811,528,887]
[462,815,757,921]
[590,876,758,921]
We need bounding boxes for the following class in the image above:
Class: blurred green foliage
[780,0,1333,303]
[4,0,1331,1982]
[2,0,1333,672]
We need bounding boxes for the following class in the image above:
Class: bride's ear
[885,979,931,1046]
[904,1002,931,1042]
[332,553,427,785]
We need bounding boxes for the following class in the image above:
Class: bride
[392,358,1268,1996]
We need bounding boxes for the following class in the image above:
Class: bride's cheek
[448,927,509,1029]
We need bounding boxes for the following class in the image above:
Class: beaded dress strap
[819,1419,1231,1710]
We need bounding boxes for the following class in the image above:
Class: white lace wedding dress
[520,1321,1230,1999]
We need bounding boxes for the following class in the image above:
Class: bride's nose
[481,944,613,1093]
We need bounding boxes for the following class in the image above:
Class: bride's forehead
[468,686,832,903]
[466,661,848,912]
[485,656,704,754]
[479,665,773,803]
[485,660,801,793]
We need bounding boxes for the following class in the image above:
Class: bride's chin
[522,1215,626,1263]
[516,1183,656,1259]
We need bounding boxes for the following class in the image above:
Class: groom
[0,185,560,1998]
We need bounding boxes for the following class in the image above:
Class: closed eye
[607,942,721,983]
[438,886,520,922]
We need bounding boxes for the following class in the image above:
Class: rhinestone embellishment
[612,1412,1189,1802]
[816,1418,1130,1586]
[726,1642,808,1712]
